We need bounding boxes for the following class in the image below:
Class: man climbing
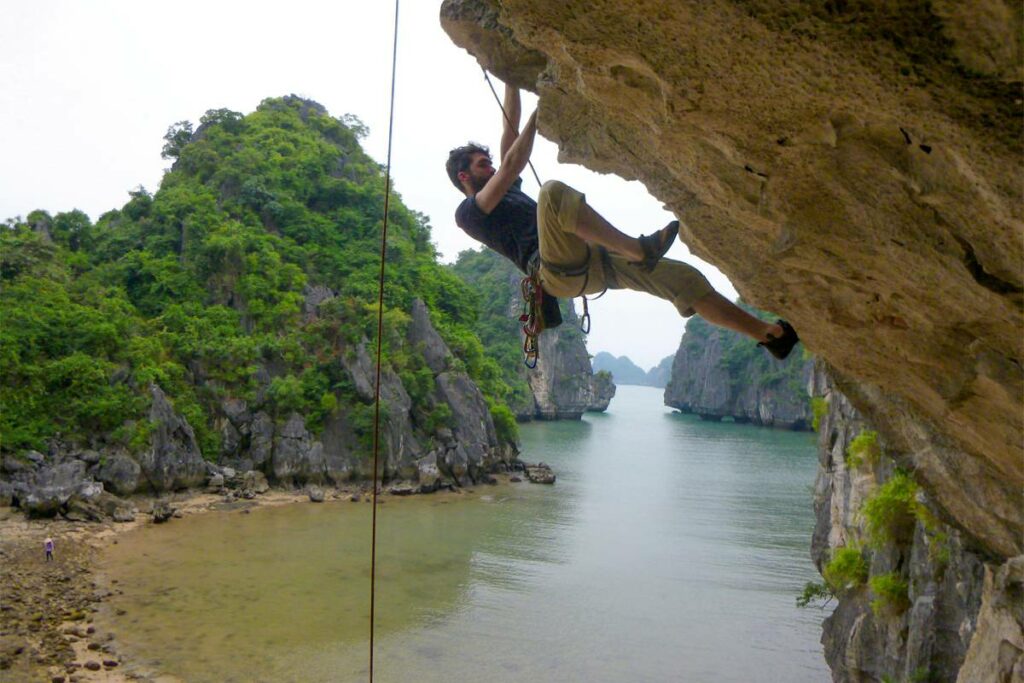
[446,84,799,360]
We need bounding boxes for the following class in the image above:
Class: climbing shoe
[631,220,679,273]
[759,320,800,360]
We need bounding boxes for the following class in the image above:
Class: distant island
[591,352,672,388]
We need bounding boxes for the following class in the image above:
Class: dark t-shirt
[454,178,539,274]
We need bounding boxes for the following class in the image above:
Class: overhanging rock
[441,0,1023,559]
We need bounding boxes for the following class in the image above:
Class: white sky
[0,0,738,370]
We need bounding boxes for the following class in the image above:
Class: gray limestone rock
[340,343,376,403]
[377,368,422,478]
[525,463,556,484]
[218,418,242,459]
[307,485,325,502]
[416,452,442,492]
[435,372,496,452]
[76,450,101,465]
[271,413,325,485]
[665,320,813,429]
[248,412,274,469]
[93,453,141,496]
[587,371,616,412]
[136,385,207,491]
[813,363,990,682]
[319,406,360,484]
[441,443,471,486]
[151,500,174,524]
[241,470,269,495]
[956,556,1024,683]
[1,455,32,475]
[22,460,89,516]
[221,398,252,427]
[408,299,452,373]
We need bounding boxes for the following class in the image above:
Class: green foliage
[810,396,828,432]
[846,429,881,468]
[162,120,194,160]
[861,470,919,547]
[2,96,519,460]
[882,667,931,683]
[796,581,833,608]
[870,572,910,616]
[424,403,453,434]
[487,397,519,444]
[822,546,869,593]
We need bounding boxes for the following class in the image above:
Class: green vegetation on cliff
[1,97,516,456]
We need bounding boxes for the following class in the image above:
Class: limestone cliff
[441,2,1022,678]
[441,0,1022,559]
[810,363,1020,683]
[1,297,516,509]
[664,313,813,429]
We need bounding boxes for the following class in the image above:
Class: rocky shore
[0,463,555,683]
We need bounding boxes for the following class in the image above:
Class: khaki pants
[536,180,714,317]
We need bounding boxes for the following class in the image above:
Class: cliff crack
[953,235,1024,296]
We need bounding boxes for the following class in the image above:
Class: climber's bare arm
[499,86,521,162]
[476,109,537,215]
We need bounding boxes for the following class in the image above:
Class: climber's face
[459,152,495,193]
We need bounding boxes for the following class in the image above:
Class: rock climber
[446,84,799,360]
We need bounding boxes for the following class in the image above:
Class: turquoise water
[101,385,829,682]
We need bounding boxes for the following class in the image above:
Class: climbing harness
[481,68,606,366]
[367,1,400,681]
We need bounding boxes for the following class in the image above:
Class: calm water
[100,385,830,682]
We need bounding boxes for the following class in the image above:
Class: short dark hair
[445,143,490,191]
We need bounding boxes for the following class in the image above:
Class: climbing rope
[481,67,543,188]
[368,0,400,680]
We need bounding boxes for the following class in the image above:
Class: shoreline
[0,478,528,683]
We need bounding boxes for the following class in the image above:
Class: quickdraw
[519,272,545,368]
[519,257,606,367]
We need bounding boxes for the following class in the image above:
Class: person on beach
[446,84,799,359]
[44,536,54,562]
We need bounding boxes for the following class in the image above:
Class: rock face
[665,315,813,429]
[440,0,1022,559]
[587,370,615,412]
[810,362,1020,682]
[441,2,1022,678]
[136,384,207,492]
